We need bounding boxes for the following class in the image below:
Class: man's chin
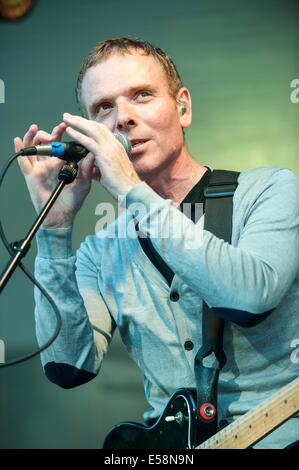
[132,151,171,182]
[134,162,158,181]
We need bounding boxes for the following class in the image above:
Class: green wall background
[0,0,298,448]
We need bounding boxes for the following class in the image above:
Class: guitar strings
[198,379,299,449]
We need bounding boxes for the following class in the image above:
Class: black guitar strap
[194,169,240,442]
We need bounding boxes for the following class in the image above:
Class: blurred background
[0,0,298,449]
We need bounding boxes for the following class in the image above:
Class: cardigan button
[184,340,194,351]
[170,291,180,302]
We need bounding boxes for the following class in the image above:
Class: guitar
[102,377,299,449]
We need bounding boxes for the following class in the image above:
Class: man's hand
[63,113,141,200]
[15,122,100,228]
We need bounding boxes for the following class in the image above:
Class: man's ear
[177,100,187,115]
[176,88,192,128]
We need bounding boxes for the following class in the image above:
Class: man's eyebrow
[89,84,156,115]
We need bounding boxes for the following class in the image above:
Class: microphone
[20,131,131,163]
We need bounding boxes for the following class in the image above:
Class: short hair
[76,37,183,117]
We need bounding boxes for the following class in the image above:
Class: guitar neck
[197,377,299,449]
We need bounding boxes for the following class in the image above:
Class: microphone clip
[58,161,79,184]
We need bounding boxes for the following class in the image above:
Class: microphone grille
[113,131,132,156]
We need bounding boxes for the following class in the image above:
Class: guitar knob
[165,416,175,422]
[199,403,216,421]
[165,412,184,424]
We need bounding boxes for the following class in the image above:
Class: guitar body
[103,388,199,449]
[103,378,299,449]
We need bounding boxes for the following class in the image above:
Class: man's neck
[145,150,208,206]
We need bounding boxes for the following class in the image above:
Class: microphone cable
[0,151,62,368]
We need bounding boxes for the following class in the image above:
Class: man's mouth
[130,139,148,148]
[129,139,149,155]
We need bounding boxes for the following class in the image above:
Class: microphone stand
[0,161,78,293]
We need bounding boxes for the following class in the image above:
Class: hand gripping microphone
[20,131,131,163]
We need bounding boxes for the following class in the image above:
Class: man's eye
[97,103,113,115]
[138,91,151,99]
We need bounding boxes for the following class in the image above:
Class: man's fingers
[63,113,110,142]
[14,136,24,152]
[23,124,39,147]
[78,153,101,183]
[14,137,32,174]
[51,122,67,141]
[23,123,66,148]
[91,166,101,182]
[17,155,33,174]
[79,152,95,180]
[65,126,97,154]
[14,137,33,172]
[32,129,56,146]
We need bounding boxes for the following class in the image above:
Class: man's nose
[116,101,137,131]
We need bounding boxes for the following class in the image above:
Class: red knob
[199,403,216,421]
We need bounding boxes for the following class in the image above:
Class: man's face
[80,51,191,180]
